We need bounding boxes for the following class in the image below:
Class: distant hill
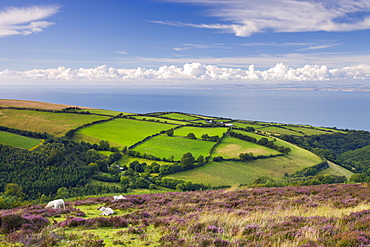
[1,98,368,204]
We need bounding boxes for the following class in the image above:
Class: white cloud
[1,63,369,82]
[0,5,60,37]
[156,0,370,36]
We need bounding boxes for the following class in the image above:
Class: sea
[1,85,369,131]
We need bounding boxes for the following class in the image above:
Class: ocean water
[1,85,369,131]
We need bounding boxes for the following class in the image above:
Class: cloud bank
[0,63,369,83]
[157,0,370,36]
[0,5,59,37]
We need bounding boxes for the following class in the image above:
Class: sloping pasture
[81,109,133,116]
[132,135,216,160]
[211,137,281,159]
[159,112,200,121]
[258,126,304,136]
[283,126,333,135]
[168,139,322,186]
[133,116,188,125]
[73,118,174,148]
[0,131,42,149]
[231,122,264,129]
[174,126,228,138]
[230,129,275,141]
[0,109,110,136]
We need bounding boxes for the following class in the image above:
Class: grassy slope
[73,118,175,148]
[174,126,228,138]
[168,138,322,186]
[231,130,275,141]
[211,137,280,159]
[258,126,304,136]
[133,135,216,160]
[159,112,200,121]
[0,130,41,149]
[317,161,354,179]
[0,109,110,136]
[133,116,188,125]
[284,126,333,135]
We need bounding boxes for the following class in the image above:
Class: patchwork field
[258,126,305,136]
[159,112,200,121]
[0,130,42,149]
[132,135,216,160]
[73,118,174,148]
[0,109,110,136]
[133,116,188,125]
[283,126,333,135]
[231,122,264,129]
[174,126,228,138]
[168,138,322,186]
[211,137,281,159]
[230,129,275,141]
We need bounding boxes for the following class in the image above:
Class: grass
[0,131,42,149]
[283,126,333,135]
[82,109,133,116]
[317,161,354,179]
[258,126,305,136]
[230,129,275,141]
[174,126,228,138]
[133,116,188,125]
[231,122,264,129]
[159,112,200,121]
[0,109,110,136]
[211,137,281,159]
[132,135,216,160]
[168,138,322,186]
[73,118,174,148]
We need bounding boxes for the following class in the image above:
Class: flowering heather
[1,183,370,246]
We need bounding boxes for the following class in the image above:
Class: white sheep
[45,199,65,210]
[113,195,126,200]
[98,206,114,216]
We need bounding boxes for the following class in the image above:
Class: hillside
[1,183,370,246]
[1,98,367,203]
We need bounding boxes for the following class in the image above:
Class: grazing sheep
[98,206,114,216]
[45,199,65,209]
[113,195,126,200]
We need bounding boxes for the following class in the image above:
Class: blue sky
[0,0,369,86]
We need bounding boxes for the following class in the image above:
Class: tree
[56,187,70,199]
[98,140,110,151]
[4,183,25,198]
[196,155,205,165]
[186,133,196,139]
[181,152,195,169]
[166,129,174,136]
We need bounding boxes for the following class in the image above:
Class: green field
[174,126,228,138]
[0,131,42,149]
[317,161,354,179]
[283,126,332,136]
[230,129,275,141]
[159,112,200,121]
[211,137,281,159]
[168,138,322,186]
[132,135,216,160]
[258,126,305,136]
[231,122,264,129]
[0,109,111,136]
[73,118,174,148]
[82,109,133,116]
[133,116,188,125]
